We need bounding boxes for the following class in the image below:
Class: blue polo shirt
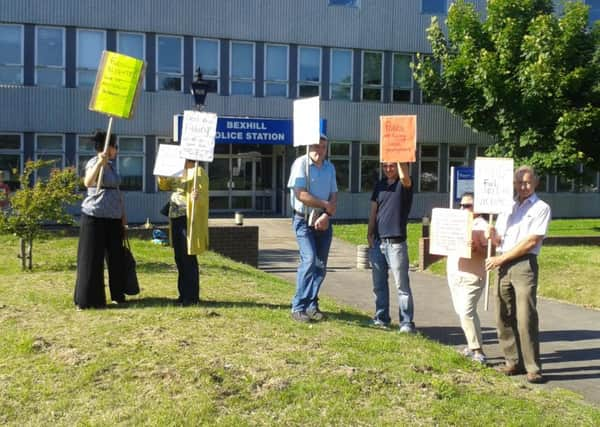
[371,178,413,239]
[288,156,337,213]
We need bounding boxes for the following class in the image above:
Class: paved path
[212,218,600,405]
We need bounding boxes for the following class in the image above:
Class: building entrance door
[208,150,275,213]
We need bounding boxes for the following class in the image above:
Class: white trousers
[447,272,484,350]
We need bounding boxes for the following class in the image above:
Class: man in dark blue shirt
[367,162,415,332]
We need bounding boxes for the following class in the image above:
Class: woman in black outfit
[74,131,127,309]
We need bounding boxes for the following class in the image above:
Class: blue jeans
[291,215,333,313]
[369,239,414,327]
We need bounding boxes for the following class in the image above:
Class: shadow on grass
[136,262,177,274]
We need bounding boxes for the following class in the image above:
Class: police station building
[1,0,598,222]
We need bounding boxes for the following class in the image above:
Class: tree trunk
[20,238,26,270]
[27,237,33,270]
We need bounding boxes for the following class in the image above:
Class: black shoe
[306,308,327,321]
[291,311,311,323]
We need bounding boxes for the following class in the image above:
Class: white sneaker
[399,325,416,334]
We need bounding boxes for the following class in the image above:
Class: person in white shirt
[446,192,488,364]
[486,165,551,384]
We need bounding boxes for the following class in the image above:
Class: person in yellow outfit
[158,160,209,306]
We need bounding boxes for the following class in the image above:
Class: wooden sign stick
[187,161,199,253]
[484,213,494,311]
[96,116,114,191]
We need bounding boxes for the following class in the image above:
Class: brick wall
[208,226,259,267]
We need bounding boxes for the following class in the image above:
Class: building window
[360,142,380,192]
[419,144,439,192]
[118,137,145,191]
[76,135,95,185]
[264,44,288,97]
[0,24,23,85]
[448,145,467,191]
[77,29,105,87]
[328,0,360,7]
[422,0,447,15]
[586,1,600,26]
[230,41,255,96]
[298,46,321,98]
[0,134,22,191]
[393,53,412,102]
[194,38,220,93]
[117,32,144,60]
[328,141,351,191]
[362,51,383,102]
[36,26,65,87]
[35,134,65,182]
[157,35,183,91]
[330,49,352,101]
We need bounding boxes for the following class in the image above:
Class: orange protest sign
[379,115,416,163]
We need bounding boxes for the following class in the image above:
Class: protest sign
[153,144,185,177]
[474,157,514,214]
[89,50,145,119]
[429,208,472,258]
[293,97,320,147]
[179,110,218,162]
[380,115,416,163]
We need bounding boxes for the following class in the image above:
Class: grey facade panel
[0,87,495,145]
[1,0,489,53]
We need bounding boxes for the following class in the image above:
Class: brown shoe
[526,372,546,384]
[496,364,525,376]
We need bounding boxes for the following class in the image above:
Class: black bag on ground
[123,238,140,295]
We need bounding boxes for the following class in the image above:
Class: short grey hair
[514,165,538,182]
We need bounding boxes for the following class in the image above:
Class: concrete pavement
[211,218,600,405]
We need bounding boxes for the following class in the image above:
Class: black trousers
[171,216,199,303]
[74,214,126,308]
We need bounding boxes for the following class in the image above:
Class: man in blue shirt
[287,135,338,322]
[367,162,415,332]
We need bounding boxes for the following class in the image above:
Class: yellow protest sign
[89,50,145,119]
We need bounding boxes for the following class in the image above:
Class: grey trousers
[495,254,541,374]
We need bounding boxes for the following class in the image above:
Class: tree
[412,0,600,177]
[0,160,80,270]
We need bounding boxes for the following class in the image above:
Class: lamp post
[190,70,209,110]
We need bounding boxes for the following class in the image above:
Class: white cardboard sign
[429,208,473,258]
[293,96,320,147]
[474,157,514,214]
[153,144,185,177]
[179,110,218,162]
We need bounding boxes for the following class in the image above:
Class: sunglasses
[460,203,473,208]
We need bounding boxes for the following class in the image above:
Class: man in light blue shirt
[287,135,337,322]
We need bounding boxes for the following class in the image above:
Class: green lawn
[1,234,599,425]
[334,219,600,309]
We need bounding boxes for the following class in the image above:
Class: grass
[334,219,600,309]
[1,233,600,425]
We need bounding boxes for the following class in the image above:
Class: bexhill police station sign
[175,115,293,145]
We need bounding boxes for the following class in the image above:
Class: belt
[380,236,406,244]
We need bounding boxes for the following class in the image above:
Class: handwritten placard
[153,144,185,177]
[380,115,416,163]
[474,157,514,214]
[89,50,145,119]
[179,110,218,162]
[293,96,320,147]
[429,208,472,258]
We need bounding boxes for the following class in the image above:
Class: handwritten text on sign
[429,208,472,258]
[380,115,416,163]
[89,50,145,119]
[474,157,514,214]
[180,111,218,162]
